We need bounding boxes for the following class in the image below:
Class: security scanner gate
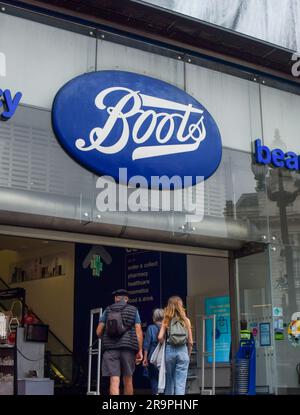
[87,308,102,395]
[200,314,216,395]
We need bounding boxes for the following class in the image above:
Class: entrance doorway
[0,230,278,395]
[235,247,277,394]
[186,244,278,395]
[186,255,231,394]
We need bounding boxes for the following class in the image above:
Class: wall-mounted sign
[249,322,258,337]
[254,139,299,171]
[274,318,284,341]
[52,70,222,189]
[259,322,271,346]
[0,88,22,121]
[81,245,111,278]
[90,254,103,277]
[273,307,283,317]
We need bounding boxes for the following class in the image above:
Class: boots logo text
[52,70,222,189]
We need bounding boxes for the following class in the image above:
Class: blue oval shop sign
[52,71,222,188]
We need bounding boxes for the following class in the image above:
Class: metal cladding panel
[0,105,95,200]
[0,12,96,109]
[97,39,185,89]
[185,63,262,152]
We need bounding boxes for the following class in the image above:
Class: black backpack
[105,304,130,338]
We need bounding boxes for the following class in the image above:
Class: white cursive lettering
[75,87,206,159]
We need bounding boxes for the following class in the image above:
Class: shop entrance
[0,229,277,395]
[186,244,278,395]
[73,243,233,395]
[0,232,231,395]
[186,254,231,394]
[235,247,277,394]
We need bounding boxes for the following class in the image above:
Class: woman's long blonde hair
[163,296,188,328]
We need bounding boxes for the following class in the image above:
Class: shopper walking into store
[142,308,164,394]
[96,289,143,395]
[158,296,193,395]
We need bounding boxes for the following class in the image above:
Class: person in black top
[96,289,143,395]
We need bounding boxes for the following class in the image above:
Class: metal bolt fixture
[253,78,257,81]
[271,235,276,241]
[187,58,191,63]
[177,56,182,60]
[262,80,266,84]
[96,214,101,219]
[271,246,277,251]
[89,31,94,36]
[83,212,89,218]
[101,34,105,39]
[261,235,267,240]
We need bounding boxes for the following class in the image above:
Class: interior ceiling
[0,235,66,252]
[8,0,300,83]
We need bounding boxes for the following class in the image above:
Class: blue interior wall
[73,244,125,360]
[161,251,187,306]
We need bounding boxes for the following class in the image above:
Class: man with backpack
[96,289,143,395]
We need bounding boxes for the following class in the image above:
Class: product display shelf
[0,343,17,395]
[0,287,25,395]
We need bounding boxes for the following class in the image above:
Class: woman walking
[143,308,164,394]
[158,296,193,395]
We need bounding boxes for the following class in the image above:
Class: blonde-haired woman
[158,296,193,395]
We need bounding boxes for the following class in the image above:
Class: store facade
[0,2,300,394]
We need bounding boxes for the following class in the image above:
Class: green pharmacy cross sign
[90,254,103,277]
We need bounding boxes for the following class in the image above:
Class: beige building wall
[0,242,75,351]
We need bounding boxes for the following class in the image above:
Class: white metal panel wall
[0,105,95,198]
[0,13,96,109]
[185,63,262,152]
[97,40,184,88]
[260,85,300,153]
[0,8,293,247]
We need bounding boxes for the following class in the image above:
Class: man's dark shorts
[102,349,136,377]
